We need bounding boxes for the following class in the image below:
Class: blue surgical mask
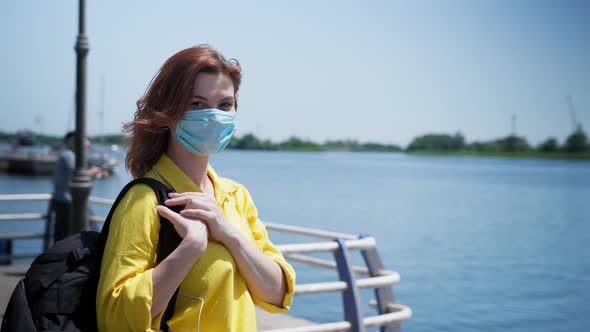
[174,109,237,156]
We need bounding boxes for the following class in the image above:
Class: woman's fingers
[167,192,210,201]
[160,192,229,243]
[165,195,217,214]
[157,205,209,225]
[164,196,212,209]
[164,196,193,206]
[180,209,214,222]
[168,192,208,197]
[156,205,186,237]
[156,205,209,241]
[155,205,179,223]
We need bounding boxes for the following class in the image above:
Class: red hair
[123,45,242,178]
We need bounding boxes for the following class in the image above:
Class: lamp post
[69,0,91,234]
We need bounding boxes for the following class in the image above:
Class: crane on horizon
[566,95,583,133]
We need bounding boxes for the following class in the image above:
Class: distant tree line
[0,131,402,152]
[228,133,402,152]
[2,129,587,155]
[406,128,589,153]
[0,131,125,148]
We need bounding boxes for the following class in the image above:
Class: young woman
[96,45,295,331]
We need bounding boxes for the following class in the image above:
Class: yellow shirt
[96,154,295,331]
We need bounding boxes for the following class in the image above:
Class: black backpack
[1,178,182,332]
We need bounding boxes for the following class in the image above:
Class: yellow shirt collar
[149,153,240,204]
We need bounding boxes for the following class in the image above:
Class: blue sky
[1,0,588,146]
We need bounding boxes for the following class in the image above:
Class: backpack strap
[133,179,182,332]
[96,177,164,253]
[97,177,182,332]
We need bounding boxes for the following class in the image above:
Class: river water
[1,151,589,332]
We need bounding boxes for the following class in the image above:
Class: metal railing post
[359,234,400,332]
[333,238,364,332]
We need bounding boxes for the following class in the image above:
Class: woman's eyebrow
[192,95,234,101]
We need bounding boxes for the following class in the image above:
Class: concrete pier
[0,265,313,330]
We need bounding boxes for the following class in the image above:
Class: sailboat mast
[100,75,105,145]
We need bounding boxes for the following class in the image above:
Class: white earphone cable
[178,290,205,332]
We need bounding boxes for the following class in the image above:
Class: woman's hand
[164,192,288,307]
[164,192,236,245]
[152,206,209,318]
[155,205,208,254]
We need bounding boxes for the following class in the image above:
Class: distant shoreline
[2,131,589,161]
[407,150,590,160]
[227,148,590,161]
[229,149,590,161]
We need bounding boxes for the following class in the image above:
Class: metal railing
[0,193,412,332]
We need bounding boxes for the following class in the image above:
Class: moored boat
[4,151,58,175]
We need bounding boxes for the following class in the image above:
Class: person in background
[96,45,295,331]
[52,131,108,242]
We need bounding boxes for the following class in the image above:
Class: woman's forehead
[192,72,234,97]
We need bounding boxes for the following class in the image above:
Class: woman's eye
[219,102,234,110]
[191,102,207,109]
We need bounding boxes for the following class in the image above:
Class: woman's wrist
[220,227,243,252]
[179,236,207,257]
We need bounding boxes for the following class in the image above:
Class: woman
[96,45,295,331]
